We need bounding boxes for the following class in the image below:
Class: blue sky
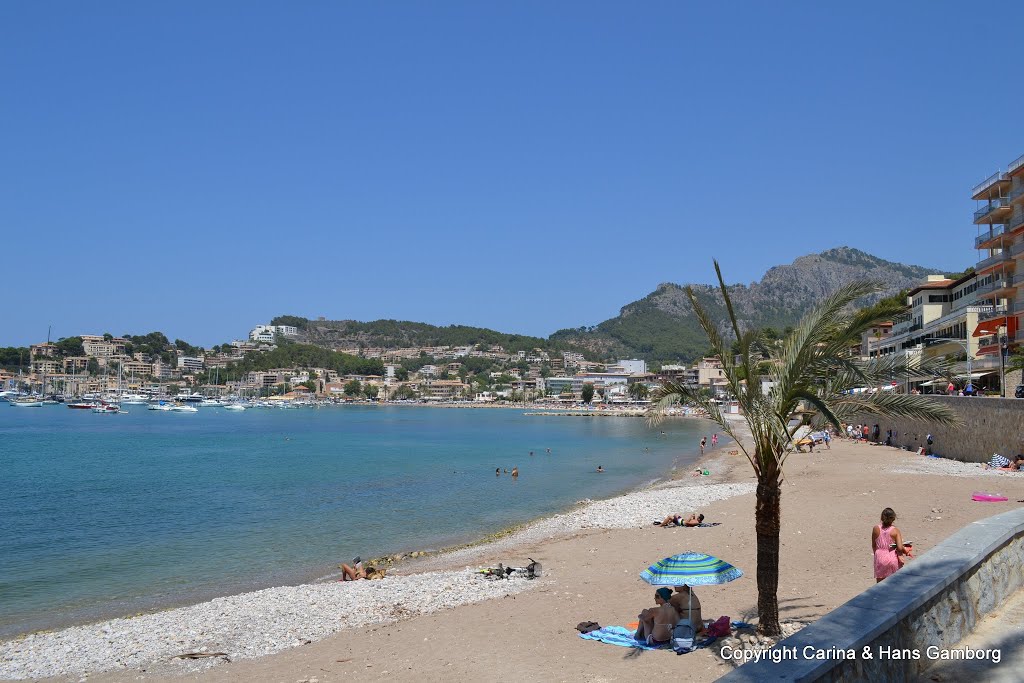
[3,2,1023,347]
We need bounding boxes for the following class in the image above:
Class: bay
[0,405,708,637]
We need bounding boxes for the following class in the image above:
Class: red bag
[705,616,731,637]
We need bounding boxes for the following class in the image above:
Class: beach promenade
[5,435,1024,682]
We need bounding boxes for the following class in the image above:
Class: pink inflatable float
[972,492,1008,502]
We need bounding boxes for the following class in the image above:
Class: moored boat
[11,398,43,407]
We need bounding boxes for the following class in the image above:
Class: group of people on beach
[635,585,704,646]
[698,433,719,455]
[983,454,1024,471]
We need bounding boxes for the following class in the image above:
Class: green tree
[87,358,100,375]
[364,384,380,399]
[270,315,309,330]
[393,385,417,400]
[650,264,958,636]
[344,379,362,397]
[581,382,595,403]
[302,380,317,392]
[628,382,649,401]
[54,337,85,357]
[395,367,409,381]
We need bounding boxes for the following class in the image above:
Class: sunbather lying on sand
[339,561,386,581]
[657,513,704,527]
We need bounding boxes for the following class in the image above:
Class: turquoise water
[0,405,708,637]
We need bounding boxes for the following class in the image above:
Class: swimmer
[511,467,519,478]
[596,465,604,473]
[496,468,501,476]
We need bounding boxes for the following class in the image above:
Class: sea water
[0,405,709,637]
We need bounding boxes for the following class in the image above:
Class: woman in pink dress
[872,507,908,582]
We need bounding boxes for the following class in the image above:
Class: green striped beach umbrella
[640,552,743,587]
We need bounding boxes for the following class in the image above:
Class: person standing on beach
[711,434,718,448]
[872,507,908,582]
[700,436,707,455]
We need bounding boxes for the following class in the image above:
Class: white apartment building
[971,152,1024,363]
[176,355,205,373]
[249,325,300,343]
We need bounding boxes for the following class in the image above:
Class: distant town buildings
[249,324,300,343]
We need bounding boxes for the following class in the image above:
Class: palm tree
[628,382,649,401]
[650,263,959,636]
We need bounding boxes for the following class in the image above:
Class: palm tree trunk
[755,472,782,636]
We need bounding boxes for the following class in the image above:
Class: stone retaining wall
[718,509,1024,682]
[856,395,1024,463]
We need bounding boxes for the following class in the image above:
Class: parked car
[1015,385,1024,399]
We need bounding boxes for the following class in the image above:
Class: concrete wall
[719,509,1024,682]
[857,395,1024,463]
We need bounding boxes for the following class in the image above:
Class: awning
[973,316,1018,338]
[955,371,997,380]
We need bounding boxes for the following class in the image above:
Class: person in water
[635,587,678,645]
[496,468,501,476]
[596,465,604,473]
[511,467,519,478]
[872,507,909,582]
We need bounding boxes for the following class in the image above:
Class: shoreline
[0,421,744,680]
[0,405,709,642]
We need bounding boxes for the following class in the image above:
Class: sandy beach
[5,428,1024,682]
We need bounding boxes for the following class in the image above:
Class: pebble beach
[0,472,753,680]
[4,435,1024,682]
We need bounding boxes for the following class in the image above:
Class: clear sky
[3,2,1023,347]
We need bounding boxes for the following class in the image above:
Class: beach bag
[526,558,542,579]
[706,615,731,637]
[671,621,695,654]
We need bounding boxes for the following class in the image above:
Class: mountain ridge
[548,247,941,361]
[283,247,946,364]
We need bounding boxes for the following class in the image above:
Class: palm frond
[830,392,961,425]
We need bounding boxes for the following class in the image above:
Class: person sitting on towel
[635,587,679,645]
[659,513,704,527]
[670,585,704,634]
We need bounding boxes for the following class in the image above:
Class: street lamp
[924,337,972,393]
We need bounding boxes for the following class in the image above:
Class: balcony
[1010,152,1024,175]
[974,197,1012,224]
[1012,240,1024,258]
[975,250,1014,273]
[973,171,1010,200]
[1010,184,1024,205]
[975,275,1017,298]
[978,303,1017,322]
[1010,213,1024,233]
[975,224,1012,249]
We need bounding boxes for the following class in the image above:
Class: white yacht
[120,393,149,405]
[170,404,199,413]
[224,403,246,411]
[198,398,224,407]
[10,397,43,407]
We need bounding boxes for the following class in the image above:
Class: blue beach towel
[579,626,666,650]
